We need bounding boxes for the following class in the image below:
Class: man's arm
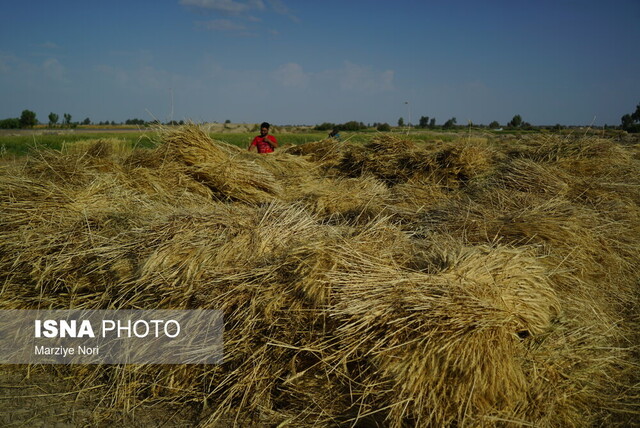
[248,137,258,152]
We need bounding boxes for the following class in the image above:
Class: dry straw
[0,124,638,426]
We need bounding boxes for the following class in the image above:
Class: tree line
[316,115,536,132]
[399,114,534,130]
[0,110,186,129]
[620,103,640,133]
[3,104,639,132]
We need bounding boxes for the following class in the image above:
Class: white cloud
[267,0,299,22]
[179,0,251,14]
[40,41,60,49]
[198,19,247,31]
[338,61,394,93]
[248,0,266,10]
[0,55,13,73]
[270,61,394,95]
[181,0,296,31]
[179,0,267,15]
[43,58,67,82]
[94,64,130,86]
[95,63,178,92]
[272,62,309,88]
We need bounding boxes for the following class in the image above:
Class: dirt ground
[0,366,202,427]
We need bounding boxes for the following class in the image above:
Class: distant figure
[249,122,278,153]
[328,128,341,140]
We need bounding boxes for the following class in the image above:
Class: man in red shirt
[249,122,278,153]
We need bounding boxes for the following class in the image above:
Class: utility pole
[404,101,411,135]
[170,87,174,124]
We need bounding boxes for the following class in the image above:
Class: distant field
[0,128,459,157]
[1,126,633,158]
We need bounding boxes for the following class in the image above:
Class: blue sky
[1,0,638,126]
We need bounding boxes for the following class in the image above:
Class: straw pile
[1,125,638,426]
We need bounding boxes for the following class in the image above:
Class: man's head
[260,122,270,136]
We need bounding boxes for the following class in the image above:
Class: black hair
[260,122,270,129]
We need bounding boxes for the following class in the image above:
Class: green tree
[19,110,37,128]
[397,117,404,127]
[0,118,20,129]
[633,103,640,122]
[340,121,366,131]
[48,112,59,128]
[443,117,457,129]
[429,118,436,128]
[63,113,72,127]
[508,114,523,128]
[488,121,500,129]
[418,116,429,128]
[376,123,391,132]
[621,102,640,133]
[82,117,91,125]
[314,122,335,131]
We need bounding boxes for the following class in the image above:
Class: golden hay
[160,124,283,203]
[389,177,456,215]
[61,138,133,158]
[322,244,559,427]
[0,125,638,426]
[496,157,572,195]
[431,139,498,187]
[335,135,431,185]
[297,175,391,220]
[283,137,347,165]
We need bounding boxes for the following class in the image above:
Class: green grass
[0,128,481,158]
[210,132,329,148]
[0,131,330,157]
[0,132,148,157]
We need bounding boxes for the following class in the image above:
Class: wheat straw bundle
[124,162,215,203]
[389,177,455,216]
[434,189,636,296]
[21,148,97,187]
[160,124,283,203]
[61,138,133,159]
[0,129,638,426]
[365,134,418,154]
[431,140,497,187]
[319,244,558,426]
[510,134,632,164]
[0,175,153,305]
[283,137,347,165]
[333,135,432,185]
[497,157,572,195]
[297,175,390,220]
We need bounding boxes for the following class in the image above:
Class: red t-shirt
[250,135,277,153]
